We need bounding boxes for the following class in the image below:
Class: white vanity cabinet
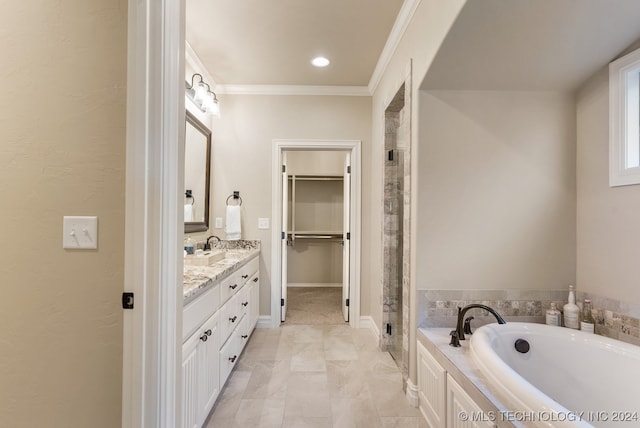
[418,341,447,428]
[417,340,496,428]
[182,311,220,428]
[182,253,259,428]
[446,374,495,428]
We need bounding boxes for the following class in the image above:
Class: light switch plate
[215,217,223,229]
[63,216,98,249]
[258,218,270,230]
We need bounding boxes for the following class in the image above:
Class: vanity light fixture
[311,56,330,68]
[186,73,221,118]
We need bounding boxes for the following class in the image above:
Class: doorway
[271,140,361,328]
[282,150,349,324]
[382,82,411,380]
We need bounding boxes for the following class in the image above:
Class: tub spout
[452,304,506,344]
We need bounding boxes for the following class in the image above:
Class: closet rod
[290,234,342,239]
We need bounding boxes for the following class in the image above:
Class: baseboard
[359,316,380,339]
[287,283,342,288]
[256,315,273,329]
[405,378,419,408]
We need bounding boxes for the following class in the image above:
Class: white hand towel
[184,204,194,222]
[225,205,242,240]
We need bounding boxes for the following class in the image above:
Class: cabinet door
[417,341,446,428]
[182,331,200,428]
[198,312,220,424]
[446,374,495,428]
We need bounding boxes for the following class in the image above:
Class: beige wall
[286,150,346,176]
[416,90,576,291]
[0,1,127,427]
[577,66,640,304]
[209,94,371,315]
[369,0,466,385]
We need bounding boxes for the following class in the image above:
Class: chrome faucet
[449,304,506,347]
[204,235,221,251]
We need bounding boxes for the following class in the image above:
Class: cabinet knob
[242,302,248,307]
[241,335,248,339]
[229,355,237,363]
[253,277,259,282]
[242,274,249,279]
[229,284,238,290]
[205,329,212,336]
[229,316,237,323]
[200,334,208,342]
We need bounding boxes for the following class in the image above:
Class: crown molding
[368,0,422,94]
[185,41,217,89]
[216,84,371,96]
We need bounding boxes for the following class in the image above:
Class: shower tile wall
[381,83,411,383]
[382,113,401,352]
[418,289,640,346]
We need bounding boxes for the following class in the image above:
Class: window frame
[609,47,640,187]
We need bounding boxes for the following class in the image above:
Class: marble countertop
[418,328,520,428]
[183,248,259,305]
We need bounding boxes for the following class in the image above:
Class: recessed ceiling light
[311,56,330,68]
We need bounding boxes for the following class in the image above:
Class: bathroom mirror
[184,110,211,233]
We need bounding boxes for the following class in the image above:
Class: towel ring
[226,191,242,206]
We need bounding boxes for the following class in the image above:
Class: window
[610,47,640,186]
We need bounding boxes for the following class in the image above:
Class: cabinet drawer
[219,294,242,346]
[183,283,220,341]
[220,271,241,304]
[219,333,240,387]
[238,284,250,319]
[241,256,259,280]
[237,313,251,349]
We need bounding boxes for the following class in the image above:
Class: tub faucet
[450,304,506,346]
[204,235,221,251]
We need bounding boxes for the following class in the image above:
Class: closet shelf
[288,174,343,181]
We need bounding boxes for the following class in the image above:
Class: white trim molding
[185,41,217,90]
[359,316,380,342]
[368,0,422,94]
[217,84,370,97]
[610,46,640,187]
[406,378,420,408]
[122,0,183,426]
[256,316,273,329]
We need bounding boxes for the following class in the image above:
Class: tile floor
[204,324,427,428]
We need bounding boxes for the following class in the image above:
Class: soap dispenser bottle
[184,236,195,255]
[563,285,580,329]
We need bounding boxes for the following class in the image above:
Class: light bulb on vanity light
[194,82,207,102]
[186,73,221,117]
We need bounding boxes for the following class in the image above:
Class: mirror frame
[185,110,211,233]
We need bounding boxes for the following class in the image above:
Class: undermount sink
[184,250,225,266]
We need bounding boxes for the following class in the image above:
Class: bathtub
[469,323,640,428]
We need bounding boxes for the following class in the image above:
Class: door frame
[270,140,362,328]
[122,0,184,426]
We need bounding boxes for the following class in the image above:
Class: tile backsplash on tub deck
[418,289,640,346]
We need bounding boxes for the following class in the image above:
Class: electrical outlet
[258,218,270,229]
[215,217,223,228]
[63,216,98,249]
